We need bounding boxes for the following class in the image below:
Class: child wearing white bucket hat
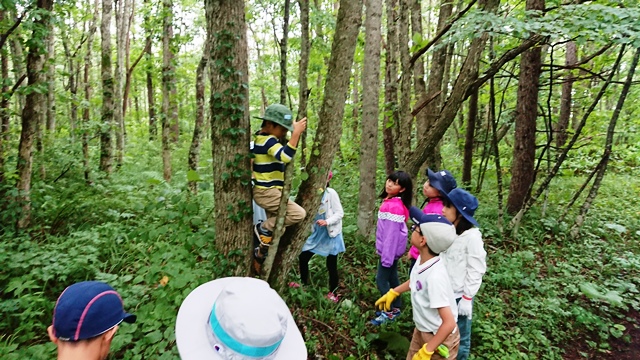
[175,277,307,360]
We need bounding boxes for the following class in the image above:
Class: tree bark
[162,0,178,143]
[357,0,382,237]
[555,41,576,150]
[411,0,428,137]
[279,0,290,104]
[403,0,499,178]
[383,0,398,174]
[144,0,156,141]
[207,0,252,276]
[188,32,211,194]
[570,48,639,237]
[100,0,115,174]
[267,0,363,290]
[462,84,478,186]
[46,29,55,133]
[83,0,100,183]
[506,0,545,215]
[297,0,310,168]
[0,29,8,184]
[16,0,53,229]
[114,0,132,166]
[396,0,412,162]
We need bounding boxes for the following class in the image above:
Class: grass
[0,141,638,359]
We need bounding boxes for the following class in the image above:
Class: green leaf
[187,170,201,182]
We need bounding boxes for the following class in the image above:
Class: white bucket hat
[175,277,307,360]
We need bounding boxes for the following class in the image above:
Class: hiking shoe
[288,282,301,288]
[254,223,273,245]
[327,292,340,303]
[370,309,401,326]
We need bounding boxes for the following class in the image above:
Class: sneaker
[370,309,401,326]
[254,224,273,246]
[326,292,340,303]
[288,282,301,288]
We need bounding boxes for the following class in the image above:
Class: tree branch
[0,10,28,51]
[408,0,478,68]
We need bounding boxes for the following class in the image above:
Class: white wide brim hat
[176,277,307,360]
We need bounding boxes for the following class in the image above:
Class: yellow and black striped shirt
[252,133,297,189]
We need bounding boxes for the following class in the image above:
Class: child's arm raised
[287,117,307,149]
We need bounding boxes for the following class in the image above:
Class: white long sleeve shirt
[441,227,487,299]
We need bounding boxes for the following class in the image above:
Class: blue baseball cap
[443,188,479,227]
[426,168,457,195]
[52,281,136,341]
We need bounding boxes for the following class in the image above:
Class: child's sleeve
[265,137,296,163]
[378,205,408,267]
[325,189,344,225]
[464,230,487,297]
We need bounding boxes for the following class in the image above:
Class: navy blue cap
[442,188,479,227]
[426,168,457,196]
[52,281,136,341]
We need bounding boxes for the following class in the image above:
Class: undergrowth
[0,141,639,359]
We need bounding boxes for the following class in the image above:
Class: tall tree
[396,0,412,162]
[83,0,100,183]
[206,0,252,275]
[161,0,175,180]
[144,0,156,140]
[188,31,211,194]
[100,0,115,173]
[570,48,639,237]
[267,0,364,289]
[297,0,310,168]
[382,0,398,174]
[114,0,133,166]
[556,41,576,150]
[357,0,382,237]
[279,0,290,104]
[15,0,54,228]
[45,29,55,133]
[506,0,545,215]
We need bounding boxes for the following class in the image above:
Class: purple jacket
[376,197,409,267]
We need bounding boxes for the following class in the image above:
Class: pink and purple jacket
[376,197,410,267]
[409,197,445,260]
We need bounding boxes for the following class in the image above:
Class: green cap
[255,104,294,131]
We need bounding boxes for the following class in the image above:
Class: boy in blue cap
[252,104,307,269]
[47,281,136,360]
[375,209,460,360]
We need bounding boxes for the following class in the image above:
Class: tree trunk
[0,35,8,184]
[279,0,290,104]
[10,35,26,121]
[144,0,156,141]
[100,0,115,174]
[16,0,53,229]
[162,0,178,143]
[188,33,211,194]
[350,66,359,139]
[462,84,478,186]
[383,0,398,174]
[266,0,363,290]
[83,0,100,183]
[114,0,132,167]
[411,0,428,137]
[161,0,175,181]
[207,0,252,276]
[419,0,451,169]
[403,0,499,178]
[297,0,310,168]
[506,0,544,215]
[397,0,412,161]
[122,0,136,118]
[570,48,639,237]
[555,41,576,150]
[357,0,382,237]
[46,29,55,133]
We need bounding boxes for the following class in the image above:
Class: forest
[1,0,639,358]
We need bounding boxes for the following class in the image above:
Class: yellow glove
[412,344,434,360]
[374,289,400,311]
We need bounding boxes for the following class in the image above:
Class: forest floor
[562,309,639,359]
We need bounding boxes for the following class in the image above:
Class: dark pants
[376,259,402,309]
[299,251,339,292]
